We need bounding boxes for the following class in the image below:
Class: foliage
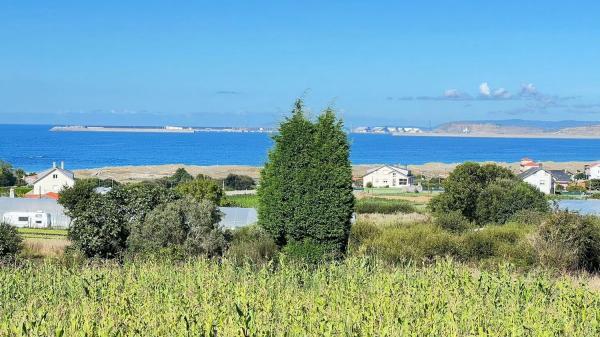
[589,193,600,199]
[509,209,549,226]
[220,194,259,208]
[258,100,354,255]
[0,223,23,257]
[587,179,600,191]
[67,194,129,258]
[534,211,600,272]
[0,160,17,187]
[355,197,416,214]
[568,184,587,192]
[1,259,600,336]
[574,172,587,180]
[365,181,373,188]
[434,211,472,233]
[429,163,549,224]
[59,178,109,217]
[157,168,194,188]
[175,176,224,204]
[281,239,338,264]
[224,174,255,191]
[128,197,225,257]
[225,225,278,265]
[475,179,549,224]
[114,183,178,223]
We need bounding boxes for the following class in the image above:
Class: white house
[28,162,75,198]
[518,167,554,194]
[586,163,600,180]
[362,165,416,189]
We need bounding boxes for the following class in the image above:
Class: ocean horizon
[2,124,600,172]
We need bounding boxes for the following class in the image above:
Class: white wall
[32,169,74,195]
[363,167,413,188]
[523,170,553,194]
[590,166,600,180]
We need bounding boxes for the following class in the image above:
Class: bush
[225,226,278,265]
[224,174,255,191]
[68,194,129,259]
[589,193,600,200]
[281,240,339,264]
[365,182,373,188]
[355,198,416,214]
[475,179,549,224]
[509,209,548,226]
[176,177,224,204]
[534,211,600,272]
[435,211,472,233]
[128,197,225,257]
[0,223,23,258]
[567,184,586,192]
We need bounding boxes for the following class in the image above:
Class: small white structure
[586,163,600,180]
[29,161,75,196]
[518,167,553,194]
[2,211,52,228]
[362,165,415,189]
[520,158,542,173]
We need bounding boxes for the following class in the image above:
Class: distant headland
[50,125,276,134]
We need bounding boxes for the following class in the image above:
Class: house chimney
[60,161,64,169]
[9,187,15,198]
[52,161,56,168]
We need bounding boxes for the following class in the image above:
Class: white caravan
[2,211,52,228]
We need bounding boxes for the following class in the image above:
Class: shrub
[224,174,255,191]
[175,177,224,204]
[365,182,373,188]
[589,193,600,200]
[355,198,416,214]
[429,162,515,221]
[435,211,472,233]
[475,179,549,224]
[128,197,225,257]
[0,223,23,258]
[68,194,129,259]
[509,209,548,226]
[281,240,339,264]
[567,184,586,193]
[534,211,600,272]
[225,226,278,265]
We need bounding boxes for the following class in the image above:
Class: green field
[17,228,68,239]
[0,258,598,336]
[223,194,260,208]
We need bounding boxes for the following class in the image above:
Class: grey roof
[518,167,545,180]
[365,165,411,177]
[32,168,74,184]
[549,170,572,182]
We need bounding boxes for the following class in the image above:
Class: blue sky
[1,1,599,127]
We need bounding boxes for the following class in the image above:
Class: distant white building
[586,163,600,180]
[519,167,553,194]
[27,162,75,198]
[362,165,416,189]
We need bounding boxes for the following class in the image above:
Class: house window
[540,180,545,185]
[18,217,28,222]
[53,174,58,179]
[398,179,408,185]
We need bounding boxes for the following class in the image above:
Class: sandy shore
[74,160,598,182]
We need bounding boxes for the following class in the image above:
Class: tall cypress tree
[258,99,315,246]
[258,100,354,255]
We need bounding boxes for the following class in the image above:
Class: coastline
[74,160,599,182]
[389,132,600,140]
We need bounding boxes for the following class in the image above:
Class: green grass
[362,188,442,196]
[222,194,259,208]
[355,197,417,214]
[0,258,598,336]
[17,228,68,239]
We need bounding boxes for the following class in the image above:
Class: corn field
[0,258,599,336]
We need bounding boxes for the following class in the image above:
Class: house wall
[32,170,74,195]
[363,167,413,188]
[523,170,553,194]
[590,166,600,180]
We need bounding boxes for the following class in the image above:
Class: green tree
[223,174,255,191]
[128,197,225,257]
[475,179,549,224]
[68,194,129,258]
[0,161,16,187]
[59,179,105,217]
[0,223,23,258]
[175,176,224,204]
[258,100,354,256]
[429,162,515,222]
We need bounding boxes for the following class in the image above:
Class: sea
[2,124,600,172]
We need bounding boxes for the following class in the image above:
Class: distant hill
[436,119,600,131]
[432,120,600,137]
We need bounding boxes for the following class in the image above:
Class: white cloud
[479,82,491,97]
[492,88,511,99]
[444,89,464,98]
[519,83,538,97]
